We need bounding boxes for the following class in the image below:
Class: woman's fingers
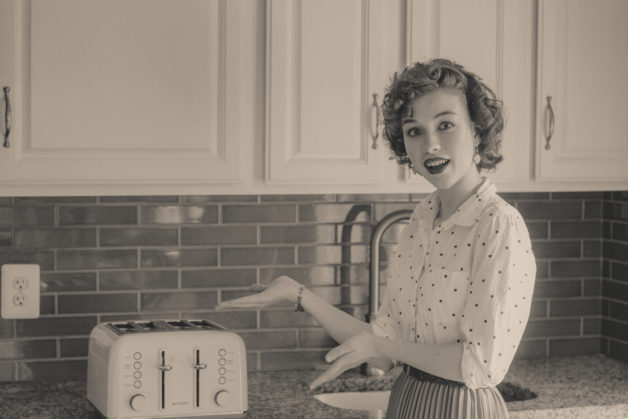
[309,333,379,390]
[249,283,268,292]
[309,352,360,390]
[215,285,271,309]
[215,296,264,310]
[325,331,371,362]
[325,340,353,364]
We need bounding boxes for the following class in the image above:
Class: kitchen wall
[602,192,628,362]
[0,190,625,382]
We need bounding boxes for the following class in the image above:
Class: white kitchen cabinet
[264,0,404,185]
[0,0,624,196]
[535,0,628,184]
[404,0,534,190]
[0,0,259,195]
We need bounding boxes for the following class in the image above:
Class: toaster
[87,319,248,418]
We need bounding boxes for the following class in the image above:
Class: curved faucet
[362,209,413,376]
[367,209,413,324]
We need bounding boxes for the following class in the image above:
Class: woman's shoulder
[479,192,527,229]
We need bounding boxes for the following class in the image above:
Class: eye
[405,127,423,137]
[439,121,454,130]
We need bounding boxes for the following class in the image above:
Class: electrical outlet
[13,276,29,290]
[13,293,27,306]
[1,264,40,319]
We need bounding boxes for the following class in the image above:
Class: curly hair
[381,58,504,171]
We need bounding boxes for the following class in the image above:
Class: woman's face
[402,88,480,191]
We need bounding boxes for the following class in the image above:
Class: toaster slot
[136,321,160,332]
[152,320,172,330]
[106,321,142,335]
[167,320,195,329]
[190,319,225,330]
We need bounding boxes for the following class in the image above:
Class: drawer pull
[3,86,10,148]
[544,95,555,150]
[370,93,381,149]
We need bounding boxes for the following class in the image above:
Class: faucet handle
[361,363,387,377]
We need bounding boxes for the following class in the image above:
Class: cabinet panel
[0,0,255,192]
[265,0,398,184]
[536,0,628,183]
[405,0,528,188]
[30,0,221,152]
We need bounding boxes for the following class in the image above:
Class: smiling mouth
[423,158,450,175]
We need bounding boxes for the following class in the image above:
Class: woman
[217,59,536,418]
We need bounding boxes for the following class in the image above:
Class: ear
[472,126,481,148]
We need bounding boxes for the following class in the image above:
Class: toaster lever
[159,350,171,410]
[193,363,207,370]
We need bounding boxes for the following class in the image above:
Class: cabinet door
[405,0,531,189]
[265,0,402,185]
[0,0,255,195]
[536,0,628,183]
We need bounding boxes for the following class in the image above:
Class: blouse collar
[415,177,497,230]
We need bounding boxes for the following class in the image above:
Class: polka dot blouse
[372,178,536,389]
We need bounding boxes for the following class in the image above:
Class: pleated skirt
[384,369,509,419]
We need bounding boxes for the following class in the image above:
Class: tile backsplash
[0,191,626,381]
[602,192,628,362]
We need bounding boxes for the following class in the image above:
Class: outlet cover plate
[1,264,40,319]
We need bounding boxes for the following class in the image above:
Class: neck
[437,170,483,221]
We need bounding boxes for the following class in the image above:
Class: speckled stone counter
[504,355,628,418]
[0,355,626,418]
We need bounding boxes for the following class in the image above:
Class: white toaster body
[87,320,247,419]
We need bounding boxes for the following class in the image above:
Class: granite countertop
[0,355,626,418]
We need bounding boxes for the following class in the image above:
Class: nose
[424,132,441,153]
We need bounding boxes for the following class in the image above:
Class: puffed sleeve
[460,207,536,389]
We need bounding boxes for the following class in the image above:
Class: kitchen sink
[313,391,390,417]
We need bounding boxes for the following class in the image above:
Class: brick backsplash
[602,192,628,363]
[0,191,626,382]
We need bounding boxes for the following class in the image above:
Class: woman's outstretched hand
[215,275,300,310]
[309,331,382,390]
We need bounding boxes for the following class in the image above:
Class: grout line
[581,200,585,221]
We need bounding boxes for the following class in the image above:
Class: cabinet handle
[544,95,554,150]
[3,86,10,148]
[369,93,381,149]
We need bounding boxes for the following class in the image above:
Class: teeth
[425,159,448,167]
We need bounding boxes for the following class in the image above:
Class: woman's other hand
[215,275,300,310]
[309,331,382,390]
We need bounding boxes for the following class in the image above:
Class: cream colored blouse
[372,178,536,389]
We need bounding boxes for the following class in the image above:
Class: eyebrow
[434,111,456,118]
[401,111,457,126]
[401,117,415,126]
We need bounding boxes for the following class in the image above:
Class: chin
[423,163,478,192]
[424,174,459,191]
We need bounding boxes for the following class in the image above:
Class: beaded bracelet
[295,285,305,312]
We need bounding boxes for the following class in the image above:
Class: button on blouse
[371,178,536,389]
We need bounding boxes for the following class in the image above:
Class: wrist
[276,276,301,303]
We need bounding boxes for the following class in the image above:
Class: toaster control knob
[129,393,146,411]
[214,389,231,407]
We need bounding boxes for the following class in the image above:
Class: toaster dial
[129,393,146,411]
[214,389,231,407]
